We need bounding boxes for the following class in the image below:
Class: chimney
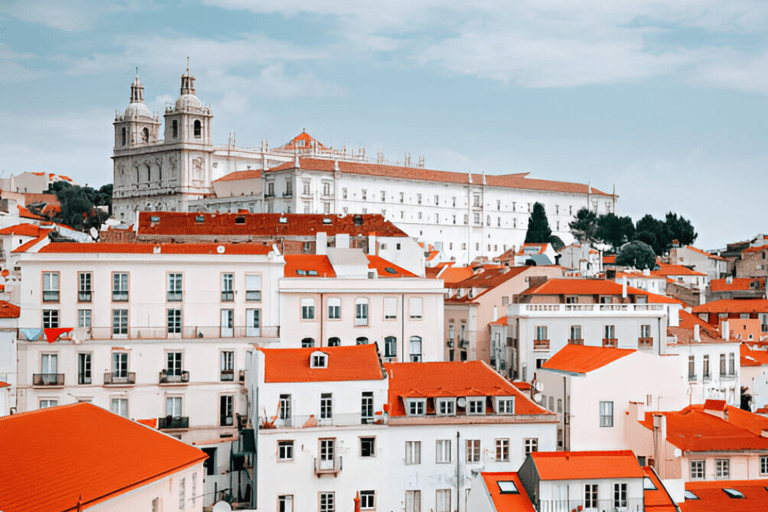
[336,233,350,249]
[316,232,328,256]
[652,414,667,479]
[622,277,628,299]
[693,324,701,342]
[722,320,729,341]
[493,305,498,322]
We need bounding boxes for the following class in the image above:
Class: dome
[175,93,203,111]
[124,102,154,119]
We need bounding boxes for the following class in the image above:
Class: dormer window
[310,351,328,369]
[496,397,514,414]
[467,397,485,415]
[406,398,425,416]
[437,398,456,416]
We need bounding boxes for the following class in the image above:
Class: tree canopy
[48,182,111,232]
[615,240,657,270]
[524,202,552,244]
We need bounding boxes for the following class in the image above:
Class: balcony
[104,371,136,385]
[638,337,654,347]
[446,338,454,348]
[534,339,550,350]
[282,191,293,197]
[33,373,64,387]
[239,369,246,382]
[314,456,342,477]
[159,416,189,429]
[459,339,469,349]
[159,370,189,384]
[52,324,280,341]
[688,373,697,382]
[536,498,643,512]
[221,369,235,381]
[259,412,385,429]
[602,338,618,348]
[78,291,92,302]
[568,338,584,345]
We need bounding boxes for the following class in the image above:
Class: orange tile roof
[530,451,644,480]
[0,223,44,237]
[652,263,707,277]
[643,467,678,511]
[17,204,44,220]
[639,403,768,452]
[367,255,417,278]
[35,241,272,255]
[742,245,768,254]
[12,233,48,253]
[284,254,337,277]
[741,344,768,367]
[480,473,536,512]
[212,169,262,182]
[447,266,530,290]
[490,316,509,326]
[520,278,683,304]
[0,403,207,512]
[384,361,550,417]
[710,277,765,292]
[681,479,768,512]
[683,245,725,260]
[692,298,768,314]
[0,301,20,319]
[516,243,547,255]
[439,265,475,284]
[137,212,408,238]
[260,345,385,383]
[267,157,613,196]
[276,130,327,151]
[541,344,635,374]
[0,381,9,388]
[603,254,616,264]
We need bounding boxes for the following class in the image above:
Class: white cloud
[0,0,134,32]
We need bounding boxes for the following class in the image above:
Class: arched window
[384,336,397,359]
[141,127,149,143]
[301,337,314,348]
[409,336,422,362]
[194,120,201,138]
[328,337,341,347]
[356,337,368,345]
[172,120,178,138]
[121,127,126,146]
[144,164,151,182]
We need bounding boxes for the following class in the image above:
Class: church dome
[175,93,203,111]
[124,101,154,119]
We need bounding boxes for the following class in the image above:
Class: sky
[1,0,768,250]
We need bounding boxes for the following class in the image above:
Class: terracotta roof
[0,403,207,512]
[447,266,529,290]
[276,131,327,151]
[683,245,725,260]
[0,223,45,237]
[710,277,765,292]
[35,241,272,255]
[652,263,707,277]
[681,479,768,512]
[742,246,768,254]
[439,265,475,284]
[137,212,408,238]
[480,473,536,512]
[516,243,548,255]
[519,278,681,304]
[284,255,337,277]
[267,157,613,196]
[741,344,768,367]
[643,467,678,511]
[639,403,768,452]
[367,255,417,277]
[260,345,385,383]
[530,451,644,480]
[17,204,44,220]
[541,345,635,374]
[0,301,20,319]
[490,316,509,326]
[511,381,530,390]
[0,381,9,388]
[384,360,550,417]
[692,298,768,314]
[212,169,262,182]
[669,312,726,344]
[603,255,616,264]
[12,233,48,253]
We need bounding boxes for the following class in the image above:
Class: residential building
[708,276,766,302]
[0,301,19,416]
[557,243,602,277]
[680,479,768,511]
[692,298,768,334]
[512,243,559,267]
[741,343,768,412]
[0,402,206,512]
[652,263,708,306]
[734,246,768,278]
[668,245,727,280]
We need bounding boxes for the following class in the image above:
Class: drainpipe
[319,293,324,347]
[401,294,405,361]
[456,430,461,512]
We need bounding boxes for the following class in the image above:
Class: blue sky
[2,0,768,250]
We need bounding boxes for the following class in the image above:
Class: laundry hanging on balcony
[19,328,43,341]
[44,327,73,343]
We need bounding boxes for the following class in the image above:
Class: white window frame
[246,274,261,301]
[524,438,538,455]
[42,271,60,302]
[715,458,730,479]
[690,459,705,480]
[328,297,341,319]
[384,297,398,320]
[436,439,451,463]
[246,308,260,337]
[467,397,485,415]
[437,398,456,416]
[301,298,315,320]
[496,397,514,414]
[405,441,421,465]
[355,298,369,326]
[466,439,481,463]
[278,440,294,461]
[359,490,375,510]
[409,297,423,320]
[496,438,510,462]
[407,398,426,416]
[600,401,614,427]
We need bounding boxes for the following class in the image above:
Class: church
[112,67,617,263]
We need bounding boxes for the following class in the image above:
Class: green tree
[596,213,635,252]
[634,214,666,255]
[664,212,697,247]
[569,208,599,245]
[524,202,552,244]
[50,182,109,232]
[616,240,657,270]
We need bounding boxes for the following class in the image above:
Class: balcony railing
[459,339,469,348]
[221,369,235,381]
[259,413,385,429]
[33,373,64,386]
[104,371,136,385]
[534,339,550,350]
[602,338,618,348]
[688,373,697,382]
[20,325,281,341]
[78,291,92,302]
[536,498,643,512]
[446,338,454,348]
[522,303,664,312]
[638,337,654,347]
[159,370,189,384]
[159,416,189,429]
[568,338,584,345]
[314,456,342,477]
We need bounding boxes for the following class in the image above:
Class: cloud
[0,0,134,32]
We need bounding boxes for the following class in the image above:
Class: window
[278,440,294,461]
[41,353,58,382]
[322,181,331,196]
[221,273,234,301]
[166,352,183,377]
[466,440,480,463]
[77,353,91,384]
[467,397,484,415]
[167,273,182,301]
[356,337,368,345]
[246,308,260,337]
[279,394,291,422]
[320,393,333,420]
[39,399,58,408]
[179,476,186,510]
[690,460,705,480]
[167,309,182,334]
[342,188,348,199]
[405,441,421,464]
[604,324,616,339]
[584,484,597,509]
[355,298,369,326]
[311,353,328,368]
[384,298,398,320]
[246,274,261,301]
[405,490,421,512]
[716,458,730,479]
[524,438,538,455]
[688,355,695,379]
[202,447,216,476]
[760,455,768,475]
[166,396,182,418]
[473,213,480,224]
[328,297,341,319]
[301,338,315,348]
[409,336,422,362]
[569,325,582,342]
[496,439,509,462]
[436,440,451,463]
[112,272,128,301]
[43,272,59,302]
[319,492,334,512]
[43,309,59,329]
[720,353,727,376]
[278,496,293,512]
[613,483,627,508]
[703,355,710,378]
[193,119,202,138]
[361,391,374,423]
[729,353,736,375]
[220,395,234,426]
[361,437,375,457]
[220,309,234,337]
[112,352,128,378]
[549,397,554,411]
[436,490,450,512]
[437,398,456,416]
[600,401,614,427]
[78,272,92,302]
[417,193,422,204]
[112,309,128,335]
[111,398,128,418]
[361,189,367,200]
[409,297,423,320]
[496,397,514,414]
[407,398,425,416]
[78,309,91,328]
[360,490,375,510]
[221,351,234,381]
[301,298,315,320]
[384,336,397,358]
[535,325,548,340]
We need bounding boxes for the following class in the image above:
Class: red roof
[681,479,768,512]
[0,301,20,319]
[277,131,327,151]
[367,255,417,277]
[284,255,337,277]
[447,266,530,290]
[519,278,679,303]
[603,255,616,264]
[742,245,768,254]
[710,277,765,292]
[267,157,613,196]
[384,361,550,417]
[12,233,48,253]
[0,403,206,512]
[530,451,644,480]
[0,223,45,237]
[439,265,475,284]
[683,245,725,260]
[137,212,408,238]
[692,298,768,314]
[652,263,707,277]
[643,467,678,511]
[212,169,262,182]
[541,345,635,374]
[17,204,44,220]
[741,344,768,367]
[35,241,273,255]
[481,473,536,512]
[260,345,385,383]
[0,381,9,389]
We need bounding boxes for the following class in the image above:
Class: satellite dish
[89,227,99,240]
[217,245,225,254]
[674,448,682,458]
[457,397,467,407]
[212,502,232,512]
[535,381,544,392]
[533,392,544,403]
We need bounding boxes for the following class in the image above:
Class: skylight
[150,215,160,222]
[722,488,745,499]
[497,481,519,494]
[308,270,318,276]
[684,490,699,500]
[296,270,307,276]
[195,215,205,223]
[385,267,397,274]
[322,218,332,224]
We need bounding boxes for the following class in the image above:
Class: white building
[0,301,19,416]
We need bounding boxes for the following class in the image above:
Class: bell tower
[113,70,160,149]
[163,60,213,145]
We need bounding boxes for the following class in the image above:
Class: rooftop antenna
[186,56,190,73]
[135,66,139,79]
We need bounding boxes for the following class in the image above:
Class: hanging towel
[44,327,73,343]
[19,328,44,341]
